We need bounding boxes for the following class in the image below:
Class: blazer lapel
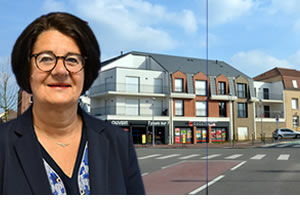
[81,109,109,195]
[13,107,51,194]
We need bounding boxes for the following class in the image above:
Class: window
[293,116,299,127]
[237,103,248,118]
[125,99,139,116]
[292,80,298,88]
[218,82,226,95]
[195,80,206,96]
[175,100,184,116]
[292,98,298,109]
[264,106,270,118]
[154,78,163,93]
[174,78,183,92]
[263,88,269,99]
[237,83,247,98]
[126,77,139,93]
[219,102,226,117]
[196,101,207,116]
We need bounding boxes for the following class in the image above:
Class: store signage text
[111,120,129,126]
[148,121,168,126]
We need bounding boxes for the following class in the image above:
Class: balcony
[90,105,168,117]
[89,83,169,97]
[253,92,283,103]
[255,111,284,118]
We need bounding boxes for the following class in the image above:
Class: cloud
[267,0,300,15]
[68,0,198,56]
[230,50,293,77]
[207,0,258,25]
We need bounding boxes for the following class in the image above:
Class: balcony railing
[256,111,284,118]
[255,92,283,100]
[91,105,168,116]
[89,83,169,96]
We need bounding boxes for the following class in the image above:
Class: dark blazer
[0,106,145,195]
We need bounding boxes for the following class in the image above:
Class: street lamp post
[152,97,156,146]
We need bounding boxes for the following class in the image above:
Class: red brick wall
[216,74,229,94]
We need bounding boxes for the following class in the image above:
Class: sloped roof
[253,67,300,90]
[102,51,250,79]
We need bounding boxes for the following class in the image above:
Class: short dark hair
[11,12,101,94]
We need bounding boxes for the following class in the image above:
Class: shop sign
[147,121,168,126]
[188,122,217,127]
[111,120,129,126]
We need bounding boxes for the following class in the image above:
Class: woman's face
[30,29,84,107]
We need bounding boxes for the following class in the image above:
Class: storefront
[174,121,229,144]
[109,120,169,144]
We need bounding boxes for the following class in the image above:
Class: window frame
[237,103,248,118]
[292,98,298,110]
[196,101,207,117]
[175,100,184,116]
[218,82,226,95]
[293,116,299,127]
[195,80,207,96]
[174,78,183,92]
[219,102,226,117]
[237,83,247,98]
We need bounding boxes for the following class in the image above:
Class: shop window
[174,78,183,92]
[195,80,206,96]
[175,100,184,116]
[237,103,248,118]
[237,83,247,98]
[292,98,298,109]
[219,102,226,117]
[196,101,207,117]
[218,82,226,95]
[293,116,299,127]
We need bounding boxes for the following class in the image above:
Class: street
[136,141,300,195]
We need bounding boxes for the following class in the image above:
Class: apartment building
[89,51,256,144]
[254,67,300,133]
[253,80,285,139]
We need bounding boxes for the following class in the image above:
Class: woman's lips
[48,84,71,88]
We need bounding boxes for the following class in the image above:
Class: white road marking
[230,161,247,171]
[142,172,149,176]
[156,154,181,160]
[277,154,290,160]
[277,144,290,148]
[188,175,225,195]
[138,154,161,160]
[178,154,200,160]
[224,154,243,159]
[201,154,221,159]
[250,154,266,160]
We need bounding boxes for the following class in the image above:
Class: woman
[0,12,145,195]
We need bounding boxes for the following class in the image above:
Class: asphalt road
[136,141,300,195]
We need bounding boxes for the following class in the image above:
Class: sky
[1,0,300,79]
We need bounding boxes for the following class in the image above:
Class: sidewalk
[135,140,274,149]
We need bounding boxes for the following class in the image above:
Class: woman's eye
[66,57,79,64]
[39,56,54,63]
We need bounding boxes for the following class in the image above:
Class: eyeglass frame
[30,51,87,73]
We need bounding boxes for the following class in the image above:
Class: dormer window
[237,83,247,98]
[218,82,226,95]
[174,78,183,92]
[195,80,206,96]
[292,80,298,88]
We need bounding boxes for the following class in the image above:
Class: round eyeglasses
[31,51,87,73]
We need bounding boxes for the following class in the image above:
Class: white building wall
[101,54,163,72]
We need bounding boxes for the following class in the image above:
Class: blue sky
[1,0,300,79]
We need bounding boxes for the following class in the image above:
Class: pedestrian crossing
[261,143,300,148]
[138,153,295,161]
